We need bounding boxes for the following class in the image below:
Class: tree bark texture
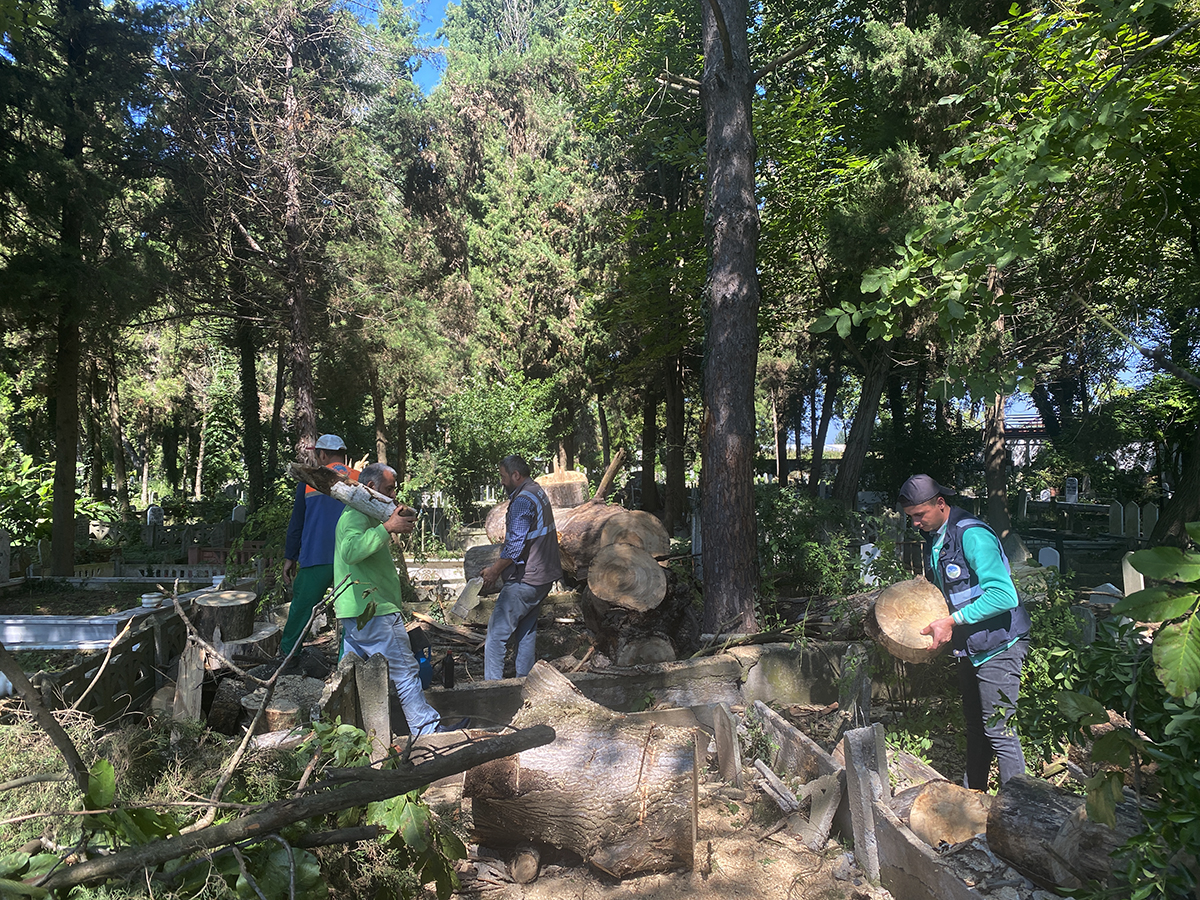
[394,380,408,484]
[367,358,388,464]
[106,352,131,520]
[234,312,265,510]
[39,726,555,890]
[983,392,1012,541]
[464,662,697,878]
[832,349,888,510]
[810,352,840,496]
[1152,420,1200,546]
[87,360,105,501]
[581,567,702,664]
[700,0,760,633]
[266,338,286,484]
[663,354,687,534]
[640,387,661,514]
[986,773,1141,891]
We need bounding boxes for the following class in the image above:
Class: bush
[755,484,862,597]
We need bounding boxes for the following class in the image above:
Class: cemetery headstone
[1124,501,1140,540]
[859,543,881,587]
[1065,477,1079,505]
[1109,501,1124,536]
[1121,552,1145,599]
[146,505,164,526]
[231,504,248,524]
[1038,546,1061,570]
[1018,488,1030,519]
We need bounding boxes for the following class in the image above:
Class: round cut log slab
[873,578,946,663]
[598,509,669,558]
[587,542,667,612]
[907,780,991,847]
[536,470,590,508]
[194,590,258,642]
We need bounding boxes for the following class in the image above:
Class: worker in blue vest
[900,474,1032,791]
[281,434,359,659]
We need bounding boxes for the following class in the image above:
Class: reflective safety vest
[924,506,1031,659]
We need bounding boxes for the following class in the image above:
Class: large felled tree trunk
[700,0,760,633]
[832,349,888,510]
[465,662,697,877]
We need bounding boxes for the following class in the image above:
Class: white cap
[314,434,347,451]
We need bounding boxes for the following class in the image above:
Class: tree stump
[208,677,249,735]
[464,661,698,877]
[536,470,590,508]
[194,590,258,642]
[581,567,701,664]
[987,773,1142,890]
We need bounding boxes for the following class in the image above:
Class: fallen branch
[71,618,134,711]
[0,641,90,795]
[37,725,556,890]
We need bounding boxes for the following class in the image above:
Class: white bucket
[141,592,165,609]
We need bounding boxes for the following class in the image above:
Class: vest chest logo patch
[945,563,962,579]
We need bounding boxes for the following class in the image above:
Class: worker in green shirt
[334,462,463,735]
[900,474,1032,791]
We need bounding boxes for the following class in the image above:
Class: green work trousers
[281,563,334,656]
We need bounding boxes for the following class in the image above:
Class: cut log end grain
[586,543,667,612]
[904,780,991,847]
[598,509,670,558]
[194,590,258,642]
[873,578,947,664]
[536,470,590,508]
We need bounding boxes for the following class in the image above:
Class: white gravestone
[1121,552,1145,599]
[1065,477,1079,505]
[1017,489,1029,519]
[1038,546,1060,570]
[1124,501,1140,540]
[146,505,164,526]
[1109,501,1124,536]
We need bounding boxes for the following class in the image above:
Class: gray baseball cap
[313,434,347,451]
[898,474,955,507]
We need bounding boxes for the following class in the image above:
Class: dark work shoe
[436,717,471,733]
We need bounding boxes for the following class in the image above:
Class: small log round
[906,780,991,847]
[536,470,590,508]
[586,543,667,612]
[873,578,946,664]
[510,845,540,884]
[194,590,258,642]
[241,694,300,735]
[598,509,670,559]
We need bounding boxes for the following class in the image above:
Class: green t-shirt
[333,508,403,621]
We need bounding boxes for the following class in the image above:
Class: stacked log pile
[483,463,699,664]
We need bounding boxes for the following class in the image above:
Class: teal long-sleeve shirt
[931,521,1021,665]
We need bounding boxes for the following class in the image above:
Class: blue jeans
[484,581,552,680]
[341,612,440,735]
[958,635,1029,790]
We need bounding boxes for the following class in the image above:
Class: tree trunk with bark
[640,387,661,514]
[597,397,611,470]
[266,338,286,483]
[87,360,105,501]
[107,351,131,520]
[986,773,1141,891]
[394,379,408,484]
[983,392,1012,541]
[367,358,388,464]
[1152,420,1200,546]
[832,350,888,510]
[663,355,686,534]
[465,662,697,877]
[810,352,840,496]
[234,312,265,510]
[582,564,701,664]
[700,0,760,633]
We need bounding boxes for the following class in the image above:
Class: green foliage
[0,438,114,546]
[755,484,863,597]
[438,372,558,511]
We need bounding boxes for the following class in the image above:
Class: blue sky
[410,0,451,93]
